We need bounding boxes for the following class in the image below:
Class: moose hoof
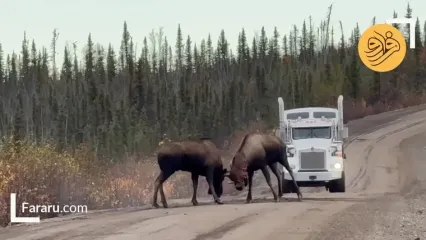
[192,200,199,206]
[215,199,224,205]
[245,199,252,204]
[153,203,160,208]
[274,198,280,203]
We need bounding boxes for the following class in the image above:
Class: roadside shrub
[0,139,83,225]
[1,96,426,227]
[0,139,186,227]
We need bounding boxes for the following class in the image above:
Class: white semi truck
[277,95,348,193]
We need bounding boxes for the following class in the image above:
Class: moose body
[227,133,302,203]
[152,139,227,208]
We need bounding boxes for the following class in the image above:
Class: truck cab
[277,95,348,193]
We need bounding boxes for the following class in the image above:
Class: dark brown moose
[226,133,302,203]
[152,138,227,208]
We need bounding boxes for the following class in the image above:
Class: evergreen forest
[0,4,425,225]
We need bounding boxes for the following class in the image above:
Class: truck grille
[299,151,326,170]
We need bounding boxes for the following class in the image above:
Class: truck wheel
[281,173,292,193]
[329,171,346,193]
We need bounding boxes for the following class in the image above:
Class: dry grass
[1,97,425,227]
[0,139,189,227]
[343,96,426,122]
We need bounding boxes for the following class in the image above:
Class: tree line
[0,4,425,161]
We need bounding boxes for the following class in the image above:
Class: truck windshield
[292,127,331,140]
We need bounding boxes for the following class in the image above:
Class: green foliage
[1,5,425,159]
[0,3,426,225]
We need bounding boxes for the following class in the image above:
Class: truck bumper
[283,170,343,182]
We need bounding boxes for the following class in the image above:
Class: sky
[0,0,424,68]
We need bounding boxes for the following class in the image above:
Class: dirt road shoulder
[307,131,426,240]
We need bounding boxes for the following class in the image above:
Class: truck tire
[281,172,295,193]
[281,173,293,193]
[329,171,346,193]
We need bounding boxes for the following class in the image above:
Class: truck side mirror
[343,126,349,139]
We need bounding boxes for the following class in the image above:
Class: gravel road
[1,105,426,240]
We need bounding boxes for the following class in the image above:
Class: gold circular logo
[358,24,406,72]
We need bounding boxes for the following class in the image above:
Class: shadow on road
[143,195,369,211]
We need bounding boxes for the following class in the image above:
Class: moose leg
[191,173,199,206]
[261,167,279,202]
[159,184,167,207]
[160,170,174,208]
[152,170,174,208]
[269,163,283,198]
[278,153,303,201]
[152,171,164,208]
[245,170,254,203]
[206,168,223,205]
[288,169,302,201]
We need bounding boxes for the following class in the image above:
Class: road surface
[1,105,426,240]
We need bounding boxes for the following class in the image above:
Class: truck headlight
[333,163,342,169]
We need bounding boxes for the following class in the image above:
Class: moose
[152,138,228,208]
[226,133,302,203]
